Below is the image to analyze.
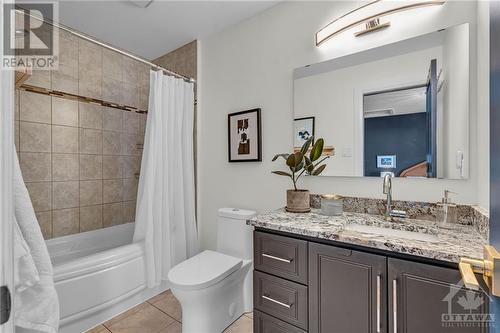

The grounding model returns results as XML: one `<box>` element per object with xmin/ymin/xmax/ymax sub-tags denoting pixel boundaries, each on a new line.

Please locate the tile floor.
<box><xmin>85</xmin><ymin>290</ymin><xmax>253</xmax><ymax>333</ymax></box>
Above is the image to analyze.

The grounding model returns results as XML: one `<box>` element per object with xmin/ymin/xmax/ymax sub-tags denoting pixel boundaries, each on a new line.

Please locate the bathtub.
<box><xmin>46</xmin><ymin>223</ymin><xmax>169</xmax><ymax>333</ymax></box>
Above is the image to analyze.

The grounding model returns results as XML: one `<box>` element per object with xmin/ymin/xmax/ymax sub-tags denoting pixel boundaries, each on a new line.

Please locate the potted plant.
<box><xmin>272</xmin><ymin>137</ymin><xmax>330</xmax><ymax>213</ymax></box>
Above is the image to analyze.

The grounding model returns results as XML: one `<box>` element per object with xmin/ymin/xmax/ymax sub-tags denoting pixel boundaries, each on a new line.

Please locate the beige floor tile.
<box><xmin>157</xmin><ymin>321</ymin><xmax>182</xmax><ymax>333</ymax></box>
<box><xmin>243</xmin><ymin>312</ymin><xmax>253</xmax><ymax>319</ymax></box>
<box><xmin>147</xmin><ymin>291</ymin><xmax>170</xmax><ymax>305</ymax></box>
<box><xmin>105</xmin><ymin>302</ymin><xmax>175</xmax><ymax>333</ymax></box>
<box><xmin>224</xmin><ymin>315</ymin><xmax>253</xmax><ymax>333</ymax></box>
<box><xmin>86</xmin><ymin>324</ymin><xmax>111</xmax><ymax>333</ymax></box>
<box><xmin>149</xmin><ymin>290</ymin><xmax>182</xmax><ymax>322</ymax></box>
<box><xmin>103</xmin><ymin>302</ymin><xmax>149</xmax><ymax>328</ymax></box>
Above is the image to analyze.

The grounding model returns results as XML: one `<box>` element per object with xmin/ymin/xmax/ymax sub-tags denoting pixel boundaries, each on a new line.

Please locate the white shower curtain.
<box><xmin>133</xmin><ymin>70</ymin><xmax>199</xmax><ymax>288</ymax></box>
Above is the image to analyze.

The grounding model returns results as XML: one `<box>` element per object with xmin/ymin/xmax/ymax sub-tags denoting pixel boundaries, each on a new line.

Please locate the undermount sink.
<box><xmin>343</xmin><ymin>224</ymin><xmax>440</xmax><ymax>243</ymax></box>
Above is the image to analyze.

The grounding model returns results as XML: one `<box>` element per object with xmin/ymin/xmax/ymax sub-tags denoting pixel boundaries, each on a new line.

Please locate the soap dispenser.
<box><xmin>437</xmin><ymin>190</ymin><xmax>458</xmax><ymax>224</ymax></box>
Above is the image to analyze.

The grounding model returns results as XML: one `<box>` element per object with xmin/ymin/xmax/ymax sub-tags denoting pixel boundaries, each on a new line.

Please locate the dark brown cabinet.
<box><xmin>309</xmin><ymin>242</ymin><xmax>387</xmax><ymax>333</ymax></box>
<box><xmin>388</xmin><ymin>258</ymin><xmax>489</xmax><ymax>333</ymax></box>
<box><xmin>253</xmin><ymin>230</ymin><xmax>490</xmax><ymax>333</ymax></box>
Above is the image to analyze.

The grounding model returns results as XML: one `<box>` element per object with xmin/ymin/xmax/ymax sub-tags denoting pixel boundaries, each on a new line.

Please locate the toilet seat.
<box><xmin>168</xmin><ymin>250</ymin><xmax>242</xmax><ymax>291</ymax></box>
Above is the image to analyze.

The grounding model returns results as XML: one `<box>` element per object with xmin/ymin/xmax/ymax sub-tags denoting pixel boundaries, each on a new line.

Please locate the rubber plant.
<box><xmin>272</xmin><ymin>137</ymin><xmax>330</xmax><ymax>190</ymax></box>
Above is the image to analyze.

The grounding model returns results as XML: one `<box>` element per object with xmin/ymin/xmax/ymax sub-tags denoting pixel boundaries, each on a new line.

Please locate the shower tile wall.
<box><xmin>15</xmin><ymin>29</ymin><xmax>150</xmax><ymax>239</ymax></box>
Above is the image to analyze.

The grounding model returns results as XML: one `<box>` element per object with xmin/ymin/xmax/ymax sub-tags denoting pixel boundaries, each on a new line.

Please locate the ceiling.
<box><xmin>57</xmin><ymin>1</ymin><xmax>278</xmax><ymax>60</ymax></box>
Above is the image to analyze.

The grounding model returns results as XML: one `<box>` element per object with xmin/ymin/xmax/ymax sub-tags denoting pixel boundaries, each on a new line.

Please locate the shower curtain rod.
<box><xmin>15</xmin><ymin>8</ymin><xmax>196</xmax><ymax>84</ymax></box>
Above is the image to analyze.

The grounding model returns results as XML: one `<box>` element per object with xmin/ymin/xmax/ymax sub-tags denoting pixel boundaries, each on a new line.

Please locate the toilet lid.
<box><xmin>168</xmin><ymin>250</ymin><xmax>243</xmax><ymax>290</ymax></box>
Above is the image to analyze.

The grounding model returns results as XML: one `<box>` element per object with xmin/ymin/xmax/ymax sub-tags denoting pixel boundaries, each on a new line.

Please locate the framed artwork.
<box><xmin>228</xmin><ymin>108</ymin><xmax>262</xmax><ymax>162</ymax></box>
<box><xmin>377</xmin><ymin>155</ymin><xmax>397</xmax><ymax>168</ymax></box>
<box><xmin>294</xmin><ymin>117</ymin><xmax>315</xmax><ymax>147</ymax></box>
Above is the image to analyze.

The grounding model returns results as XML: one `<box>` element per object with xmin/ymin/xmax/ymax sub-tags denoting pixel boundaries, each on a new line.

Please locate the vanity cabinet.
<box><xmin>388</xmin><ymin>258</ymin><xmax>489</xmax><ymax>333</ymax></box>
<box><xmin>309</xmin><ymin>242</ymin><xmax>387</xmax><ymax>333</ymax></box>
<box><xmin>254</xmin><ymin>230</ymin><xmax>489</xmax><ymax>333</ymax></box>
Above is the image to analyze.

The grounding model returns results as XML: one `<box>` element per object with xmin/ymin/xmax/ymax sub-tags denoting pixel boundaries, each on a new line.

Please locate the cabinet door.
<box><xmin>388</xmin><ymin>258</ymin><xmax>489</xmax><ymax>333</ymax></box>
<box><xmin>309</xmin><ymin>243</ymin><xmax>387</xmax><ymax>333</ymax></box>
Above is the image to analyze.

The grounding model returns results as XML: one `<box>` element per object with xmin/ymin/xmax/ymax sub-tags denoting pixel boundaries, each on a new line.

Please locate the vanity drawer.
<box><xmin>254</xmin><ymin>231</ymin><xmax>308</xmax><ymax>284</ymax></box>
<box><xmin>254</xmin><ymin>310</ymin><xmax>307</xmax><ymax>333</ymax></box>
<box><xmin>254</xmin><ymin>271</ymin><xmax>308</xmax><ymax>330</ymax></box>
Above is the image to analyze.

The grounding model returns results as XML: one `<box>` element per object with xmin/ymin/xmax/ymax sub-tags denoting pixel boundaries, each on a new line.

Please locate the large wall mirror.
<box><xmin>293</xmin><ymin>23</ymin><xmax>470</xmax><ymax>179</ymax></box>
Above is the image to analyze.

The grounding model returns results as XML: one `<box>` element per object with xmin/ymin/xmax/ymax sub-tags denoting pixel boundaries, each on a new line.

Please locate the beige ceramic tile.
<box><xmin>15</xmin><ymin>90</ymin><xmax>19</xmax><ymax>120</ymax></box>
<box><xmin>19</xmin><ymin>152</ymin><xmax>51</xmax><ymax>182</ymax></box>
<box><xmin>123</xmin><ymin>178</ymin><xmax>138</xmax><ymax>201</ymax></box>
<box><xmin>35</xmin><ymin>211</ymin><xmax>52</xmax><ymax>239</ymax></box>
<box><xmin>15</xmin><ymin>121</ymin><xmax>19</xmax><ymax>151</ymax></box>
<box><xmin>19</xmin><ymin>122</ymin><xmax>51</xmax><ymax>152</ymax></box>
<box><xmin>24</xmin><ymin>70</ymin><xmax>51</xmax><ymax>90</ymax></box>
<box><xmin>80</xmin><ymin>205</ymin><xmax>103</xmax><ymax>232</ymax></box>
<box><xmin>102</xmin><ymin>77</ymin><xmax>123</xmax><ymax>105</ymax></box>
<box><xmin>80</xmin><ymin>128</ymin><xmax>103</xmax><ymax>155</ymax></box>
<box><xmin>123</xmin><ymin>57</ymin><xmax>139</xmax><ymax>84</ymax></box>
<box><xmin>103</xmin><ymin>202</ymin><xmax>123</xmax><ymax>227</ymax></box>
<box><xmin>85</xmin><ymin>324</ymin><xmax>110</xmax><ymax>333</ymax></box>
<box><xmin>223</xmin><ymin>315</ymin><xmax>253</xmax><ymax>333</ymax></box>
<box><xmin>52</xmin><ymin>208</ymin><xmax>79</xmax><ymax>237</ymax></box>
<box><xmin>138</xmin><ymin>86</ymin><xmax>150</xmax><ymax>111</ymax></box>
<box><xmin>80</xmin><ymin>154</ymin><xmax>103</xmax><ymax>180</ymax></box>
<box><xmin>79</xmin><ymin>40</ymin><xmax>102</xmax><ymax>76</ymax></box>
<box><xmin>52</xmin><ymin>125</ymin><xmax>79</xmax><ymax>153</ymax></box>
<box><xmin>52</xmin><ymin>65</ymin><xmax>78</xmax><ymax>94</ymax></box>
<box><xmin>103</xmin><ymin>49</ymin><xmax>123</xmax><ymax>82</ymax></box>
<box><xmin>52</xmin><ymin>154</ymin><xmax>79</xmax><ymax>181</ymax></box>
<box><xmin>105</xmin><ymin>302</ymin><xmax>175</xmax><ymax>333</ymax></box>
<box><xmin>123</xmin><ymin>83</ymin><xmax>138</xmax><ymax>108</ymax></box>
<box><xmin>79</xmin><ymin>71</ymin><xmax>102</xmax><ymax>100</ymax></box>
<box><xmin>103</xmin><ymin>131</ymin><xmax>122</xmax><ymax>155</ymax></box>
<box><xmin>79</xmin><ymin>103</ymin><xmax>103</xmax><ymax>129</ymax></box>
<box><xmin>53</xmin><ymin>181</ymin><xmax>79</xmax><ymax>209</ymax></box>
<box><xmin>52</xmin><ymin>98</ymin><xmax>78</xmax><ymax>127</ymax></box>
<box><xmin>121</xmin><ymin>133</ymin><xmax>142</xmax><ymax>156</ymax></box>
<box><xmin>58</xmin><ymin>36</ymin><xmax>78</xmax><ymax>69</ymax></box>
<box><xmin>244</xmin><ymin>312</ymin><xmax>253</xmax><ymax>319</ymax></box>
<box><xmin>20</xmin><ymin>91</ymin><xmax>51</xmax><ymax>124</ymax></box>
<box><xmin>157</xmin><ymin>321</ymin><xmax>182</xmax><ymax>333</ymax></box>
<box><xmin>123</xmin><ymin>111</ymin><xmax>141</xmax><ymax>134</ymax></box>
<box><xmin>103</xmin><ymin>155</ymin><xmax>122</xmax><ymax>179</ymax></box>
<box><xmin>104</xmin><ymin>302</ymin><xmax>149</xmax><ymax>328</ymax></box>
<box><xmin>122</xmin><ymin>156</ymin><xmax>141</xmax><ymax>178</ymax></box>
<box><xmin>103</xmin><ymin>108</ymin><xmax>123</xmax><ymax>132</ymax></box>
<box><xmin>80</xmin><ymin>180</ymin><xmax>103</xmax><ymax>206</ymax></box>
<box><xmin>149</xmin><ymin>290</ymin><xmax>182</xmax><ymax>322</ymax></box>
<box><xmin>123</xmin><ymin>200</ymin><xmax>136</xmax><ymax>223</ymax></box>
<box><xmin>103</xmin><ymin>179</ymin><xmax>123</xmax><ymax>203</ymax></box>
<box><xmin>25</xmin><ymin>182</ymin><xmax>52</xmax><ymax>212</ymax></box>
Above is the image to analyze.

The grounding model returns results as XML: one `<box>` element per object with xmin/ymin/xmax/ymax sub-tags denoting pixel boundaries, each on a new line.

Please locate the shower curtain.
<box><xmin>133</xmin><ymin>70</ymin><xmax>199</xmax><ymax>288</ymax></box>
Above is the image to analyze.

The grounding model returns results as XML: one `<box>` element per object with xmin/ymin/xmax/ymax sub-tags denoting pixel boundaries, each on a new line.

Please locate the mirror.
<box><xmin>293</xmin><ymin>23</ymin><xmax>470</xmax><ymax>179</ymax></box>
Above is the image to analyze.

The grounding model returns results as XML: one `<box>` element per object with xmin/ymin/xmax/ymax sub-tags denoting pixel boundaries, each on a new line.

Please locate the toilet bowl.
<box><xmin>168</xmin><ymin>208</ymin><xmax>256</xmax><ymax>333</ymax></box>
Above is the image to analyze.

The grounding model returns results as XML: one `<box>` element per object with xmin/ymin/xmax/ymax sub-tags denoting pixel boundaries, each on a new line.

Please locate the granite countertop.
<box><xmin>248</xmin><ymin>208</ymin><xmax>488</xmax><ymax>263</ymax></box>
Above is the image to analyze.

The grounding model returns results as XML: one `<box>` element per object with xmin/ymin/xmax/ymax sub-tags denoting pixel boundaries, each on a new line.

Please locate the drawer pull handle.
<box><xmin>376</xmin><ymin>275</ymin><xmax>381</xmax><ymax>333</ymax></box>
<box><xmin>262</xmin><ymin>295</ymin><xmax>292</xmax><ymax>308</ymax></box>
<box><xmin>262</xmin><ymin>253</ymin><xmax>293</xmax><ymax>263</ymax></box>
<box><xmin>393</xmin><ymin>279</ymin><xmax>397</xmax><ymax>333</ymax></box>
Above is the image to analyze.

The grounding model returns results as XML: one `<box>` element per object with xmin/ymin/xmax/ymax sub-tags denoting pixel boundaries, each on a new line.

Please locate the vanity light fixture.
<box><xmin>316</xmin><ymin>0</ymin><xmax>446</xmax><ymax>46</ymax></box>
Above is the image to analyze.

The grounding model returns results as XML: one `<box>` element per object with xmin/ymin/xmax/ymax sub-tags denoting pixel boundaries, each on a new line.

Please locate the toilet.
<box><xmin>168</xmin><ymin>208</ymin><xmax>256</xmax><ymax>333</ymax></box>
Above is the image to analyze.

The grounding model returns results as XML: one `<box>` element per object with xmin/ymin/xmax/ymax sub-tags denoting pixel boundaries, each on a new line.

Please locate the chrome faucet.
<box><xmin>382</xmin><ymin>174</ymin><xmax>407</xmax><ymax>221</ymax></box>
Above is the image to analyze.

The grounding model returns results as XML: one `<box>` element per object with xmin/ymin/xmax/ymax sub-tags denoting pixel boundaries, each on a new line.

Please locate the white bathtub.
<box><xmin>46</xmin><ymin>223</ymin><xmax>168</xmax><ymax>333</ymax></box>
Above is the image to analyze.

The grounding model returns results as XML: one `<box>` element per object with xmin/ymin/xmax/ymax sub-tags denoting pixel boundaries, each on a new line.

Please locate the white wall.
<box><xmin>199</xmin><ymin>1</ymin><xmax>484</xmax><ymax>250</ymax></box>
<box><xmin>294</xmin><ymin>46</ymin><xmax>442</xmax><ymax>177</ymax></box>
<box><xmin>442</xmin><ymin>23</ymin><xmax>470</xmax><ymax>179</ymax></box>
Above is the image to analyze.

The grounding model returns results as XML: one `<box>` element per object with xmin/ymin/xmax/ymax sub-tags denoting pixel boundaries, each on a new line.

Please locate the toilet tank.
<box><xmin>217</xmin><ymin>208</ymin><xmax>256</xmax><ymax>260</ymax></box>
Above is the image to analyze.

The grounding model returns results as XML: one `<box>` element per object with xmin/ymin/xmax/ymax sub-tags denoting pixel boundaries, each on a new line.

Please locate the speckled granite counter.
<box><xmin>248</xmin><ymin>209</ymin><xmax>488</xmax><ymax>264</ymax></box>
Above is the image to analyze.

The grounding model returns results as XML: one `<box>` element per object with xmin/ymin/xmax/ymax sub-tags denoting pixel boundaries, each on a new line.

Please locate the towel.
<box><xmin>13</xmin><ymin>215</ymin><xmax>40</xmax><ymax>292</ymax></box>
<box><xmin>13</xmin><ymin>151</ymin><xmax>60</xmax><ymax>333</ymax></box>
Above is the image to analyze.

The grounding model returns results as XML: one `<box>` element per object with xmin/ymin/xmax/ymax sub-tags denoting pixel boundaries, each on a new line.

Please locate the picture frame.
<box><xmin>228</xmin><ymin>108</ymin><xmax>262</xmax><ymax>162</ymax></box>
<box><xmin>377</xmin><ymin>155</ymin><xmax>397</xmax><ymax>169</ymax></box>
<box><xmin>294</xmin><ymin>117</ymin><xmax>315</xmax><ymax>147</ymax></box>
